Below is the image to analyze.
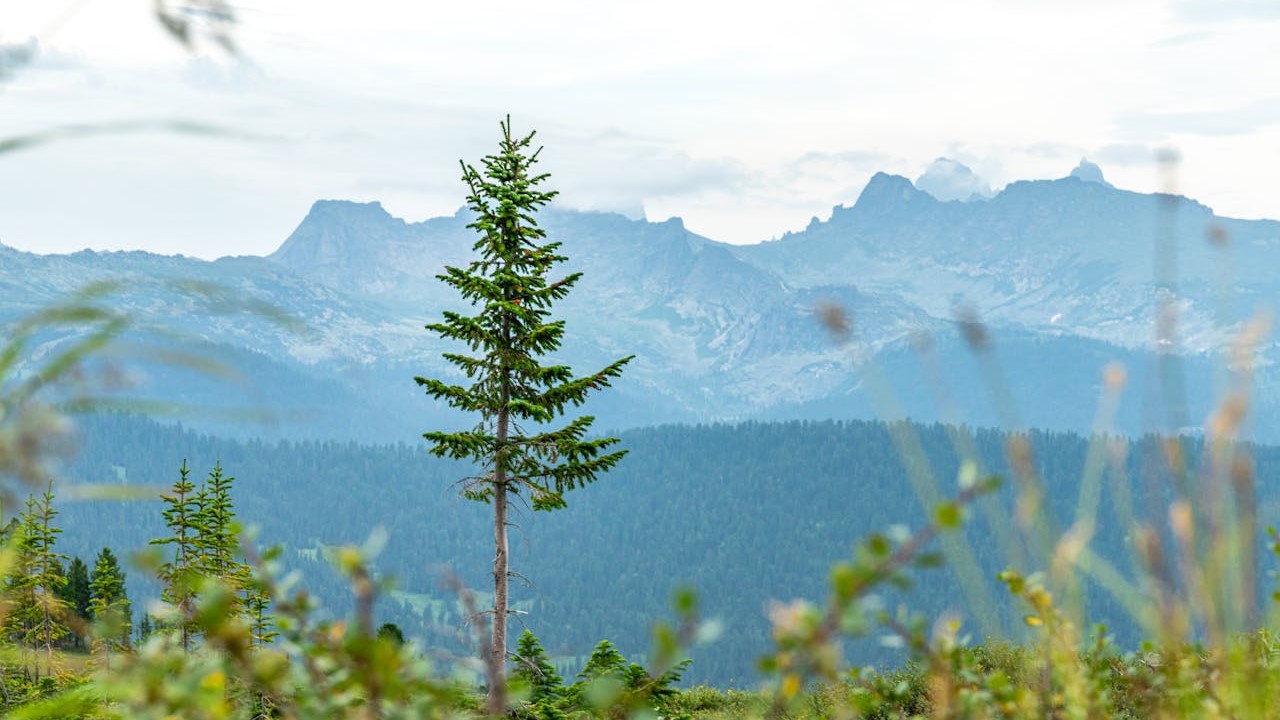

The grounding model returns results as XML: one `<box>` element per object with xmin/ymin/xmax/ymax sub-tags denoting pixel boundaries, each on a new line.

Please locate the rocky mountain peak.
<box><xmin>1068</xmin><ymin>158</ymin><xmax>1113</xmax><ymax>187</ymax></box>
<box><xmin>268</xmin><ymin>199</ymin><xmax>406</xmax><ymax>271</ymax></box>
<box><xmin>852</xmin><ymin>172</ymin><xmax>931</xmax><ymax>212</ymax></box>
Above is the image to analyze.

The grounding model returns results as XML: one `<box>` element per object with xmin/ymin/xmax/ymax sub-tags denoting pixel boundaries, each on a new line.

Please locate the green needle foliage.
<box><xmin>150</xmin><ymin>460</ymin><xmax>257</xmax><ymax>655</ymax></box>
<box><xmin>21</xmin><ymin>487</ymin><xmax>69</xmax><ymax>679</ymax></box>
<box><xmin>193</xmin><ymin>462</ymin><xmax>251</xmax><ymax>607</ymax></box>
<box><xmin>513</xmin><ymin>628</ymin><xmax>563</xmax><ymax>706</ymax></box>
<box><xmin>57</xmin><ymin>555</ymin><xmax>91</xmax><ymax>649</ymax></box>
<box><xmin>88</xmin><ymin>547</ymin><xmax>131</xmax><ymax>661</ymax></box>
<box><xmin>245</xmin><ymin>576</ymin><xmax>276</xmax><ymax>649</ymax></box>
<box><xmin>416</xmin><ymin>116</ymin><xmax>633</xmax><ymax>715</ymax></box>
<box><xmin>151</xmin><ymin>460</ymin><xmax>201</xmax><ymax>652</ymax></box>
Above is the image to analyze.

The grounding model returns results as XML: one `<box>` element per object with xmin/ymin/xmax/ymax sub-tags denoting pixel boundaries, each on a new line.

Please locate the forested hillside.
<box><xmin>52</xmin><ymin>413</ymin><xmax>1275</xmax><ymax>686</ymax></box>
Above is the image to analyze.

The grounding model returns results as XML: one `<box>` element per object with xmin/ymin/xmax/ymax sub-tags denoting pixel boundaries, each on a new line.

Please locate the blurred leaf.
<box><xmin>673</xmin><ymin>586</ymin><xmax>698</xmax><ymax>615</ymax></box>
<box><xmin>913</xmin><ymin>551</ymin><xmax>945</xmax><ymax>569</ymax></box>
<box><xmin>935</xmin><ymin>502</ymin><xmax>962</xmax><ymax>530</ymax></box>
<box><xmin>867</xmin><ymin>533</ymin><xmax>891</xmax><ymax>558</ymax></box>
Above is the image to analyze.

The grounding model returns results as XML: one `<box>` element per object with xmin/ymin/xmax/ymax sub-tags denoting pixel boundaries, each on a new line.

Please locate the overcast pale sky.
<box><xmin>2</xmin><ymin>1</ymin><xmax>1279</xmax><ymax>258</ymax></box>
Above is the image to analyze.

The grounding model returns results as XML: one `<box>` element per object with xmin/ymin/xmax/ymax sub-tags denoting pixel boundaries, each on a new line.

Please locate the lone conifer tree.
<box><xmin>151</xmin><ymin>460</ymin><xmax>200</xmax><ymax>652</ymax></box>
<box><xmin>513</xmin><ymin>629</ymin><xmax>564</xmax><ymax>706</ymax></box>
<box><xmin>59</xmin><ymin>555</ymin><xmax>91</xmax><ymax>649</ymax></box>
<box><xmin>89</xmin><ymin>547</ymin><xmax>131</xmax><ymax>664</ymax></box>
<box><xmin>193</xmin><ymin>462</ymin><xmax>251</xmax><ymax>607</ymax></box>
<box><xmin>417</xmin><ymin>117</ymin><xmax>632</xmax><ymax>715</ymax></box>
<box><xmin>8</xmin><ymin>487</ymin><xmax>69</xmax><ymax>677</ymax></box>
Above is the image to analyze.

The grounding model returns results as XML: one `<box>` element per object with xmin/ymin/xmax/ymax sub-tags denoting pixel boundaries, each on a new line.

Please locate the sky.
<box><xmin>1</xmin><ymin>0</ymin><xmax>1279</xmax><ymax>258</ymax></box>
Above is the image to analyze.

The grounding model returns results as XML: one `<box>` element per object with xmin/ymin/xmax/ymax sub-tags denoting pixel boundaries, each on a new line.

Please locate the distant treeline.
<box><xmin>49</xmin><ymin>413</ymin><xmax>1280</xmax><ymax>686</ymax></box>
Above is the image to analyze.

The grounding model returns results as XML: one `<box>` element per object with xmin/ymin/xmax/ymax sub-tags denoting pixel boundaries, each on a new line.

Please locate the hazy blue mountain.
<box><xmin>734</xmin><ymin>170</ymin><xmax>1280</xmax><ymax>353</ymax></box>
<box><xmin>3</xmin><ymin>163</ymin><xmax>1278</xmax><ymax>440</ymax></box>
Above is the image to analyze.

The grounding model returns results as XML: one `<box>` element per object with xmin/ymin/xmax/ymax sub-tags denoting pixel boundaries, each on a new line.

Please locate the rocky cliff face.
<box><xmin>264</xmin><ymin>202</ymin><xmax>936</xmax><ymax>424</ymax></box>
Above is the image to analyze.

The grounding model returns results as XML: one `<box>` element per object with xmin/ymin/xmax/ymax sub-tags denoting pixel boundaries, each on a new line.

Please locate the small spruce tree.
<box><xmin>376</xmin><ymin>622</ymin><xmax>405</xmax><ymax>646</ymax></box>
<box><xmin>1</xmin><ymin>508</ymin><xmax>36</xmax><ymax>677</ymax></box>
<box><xmin>22</xmin><ymin>486</ymin><xmax>69</xmax><ymax>677</ymax></box>
<box><xmin>89</xmin><ymin>547</ymin><xmax>131</xmax><ymax>661</ymax></box>
<box><xmin>151</xmin><ymin>460</ymin><xmax>201</xmax><ymax>651</ymax></box>
<box><xmin>193</xmin><ymin>462</ymin><xmax>251</xmax><ymax>610</ymax></box>
<box><xmin>246</xmin><ymin>583</ymin><xmax>277</xmax><ymax>648</ymax></box>
<box><xmin>417</xmin><ymin>117</ymin><xmax>632</xmax><ymax>715</ymax></box>
<box><xmin>513</xmin><ymin>629</ymin><xmax>564</xmax><ymax>705</ymax></box>
<box><xmin>136</xmin><ymin>612</ymin><xmax>154</xmax><ymax>645</ymax></box>
<box><xmin>577</xmin><ymin>639</ymin><xmax>626</xmax><ymax>684</ymax></box>
<box><xmin>58</xmin><ymin>555</ymin><xmax>92</xmax><ymax>649</ymax></box>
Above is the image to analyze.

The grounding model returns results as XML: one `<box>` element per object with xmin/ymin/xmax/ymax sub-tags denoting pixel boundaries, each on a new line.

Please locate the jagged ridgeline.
<box><xmin>53</xmin><ymin>413</ymin><xmax>1280</xmax><ymax>687</ymax></box>
<box><xmin>5</xmin><ymin>166</ymin><xmax>1279</xmax><ymax>444</ymax></box>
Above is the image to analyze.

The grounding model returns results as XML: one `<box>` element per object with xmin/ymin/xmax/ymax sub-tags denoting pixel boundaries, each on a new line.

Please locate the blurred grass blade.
<box><xmin>59</xmin><ymin>483</ymin><xmax>168</xmax><ymax>501</ymax></box>
<box><xmin>0</xmin><ymin>119</ymin><xmax>263</xmax><ymax>158</ymax></box>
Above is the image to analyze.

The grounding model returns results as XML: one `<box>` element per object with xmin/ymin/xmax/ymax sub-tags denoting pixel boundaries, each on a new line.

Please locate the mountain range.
<box><xmin>3</xmin><ymin>159</ymin><xmax>1277</xmax><ymax>442</ymax></box>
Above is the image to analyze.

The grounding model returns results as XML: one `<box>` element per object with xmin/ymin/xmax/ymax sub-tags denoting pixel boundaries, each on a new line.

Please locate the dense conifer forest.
<box><xmin>44</xmin><ymin>413</ymin><xmax>1270</xmax><ymax>688</ymax></box>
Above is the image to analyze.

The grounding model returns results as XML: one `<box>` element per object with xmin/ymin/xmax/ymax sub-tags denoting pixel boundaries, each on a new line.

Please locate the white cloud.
<box><xmin>1170</xmin><ymin>0</ymin><xmax>1280</xmax><ymax>22</ymax></box>
<box><xmin>1093</xmin><ymin>143</ymin><xmax>1158</xmax><ymax>167</ymax></box>
<box><xmin>1</xmin><ymin>1</ymin><xmax>1279</xmax><ymax>255</ymax></box>
<box><xmin>915</xmin><ymin>158</ymin><xmax>993</xmax><ymax>202</ymax></box>
<box><xmin>1119</xmin><ymin>97</ymin><xmax>1280</xmax><ymax>137</ymax></box>
<box><xmin>1069</xmin><ymin>159</ymin><xmax>1112</xmax><ymax>187</ymax></box>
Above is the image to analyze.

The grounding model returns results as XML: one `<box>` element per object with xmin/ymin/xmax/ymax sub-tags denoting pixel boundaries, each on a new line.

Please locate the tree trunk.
<box><xmin>41</xmin><ymin>594</ymin><xmax>53</xmax><ymax>677</ymax></box>
<box><xmin>181</xmin><ymin>597</ymin><xmax>191</xmax><ymax>654</ymax></box>
<box><xmin>488</xmin><ymin>479</ymin><xmax>509</xmax><ymax>715</ymax></box>
<box><xmin>488</xmin><ymin>337</ymin><xmax>511</xmax><ymax>716</ymax></box>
